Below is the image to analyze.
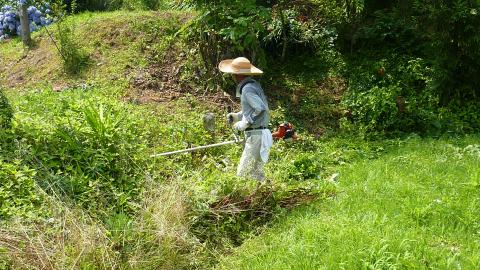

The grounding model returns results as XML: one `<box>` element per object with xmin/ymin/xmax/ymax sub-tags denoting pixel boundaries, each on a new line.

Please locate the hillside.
<box><xmin>1</xmin><ymin>9</ymin><xmax>479</xmax><ymax>270</ymax></box>
<box><xmin>0</xmin><ymin>11</ymin><xmax>234</xmax><ymax>105</ymax></box>
<box><xmin>0</xmin><ymin>10</ymin><xmax>341</xmax><ymax>269</ymax></box>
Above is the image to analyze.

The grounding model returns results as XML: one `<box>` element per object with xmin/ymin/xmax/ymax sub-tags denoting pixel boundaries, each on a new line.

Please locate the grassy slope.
<box><xmin>218</xmin><ymin>136</ymin><xmax>480</xmax><ymax>269</ymax></box>
<box><xmin>1</xmin><ymin>10</ymin><xmax>344</xmax><ymax>269</ymax></box>
<box><xmin>2</xmin><ymin>10</ymin><xmax>480</xmax><ymax>270</ymax></box>
<box><xmin>0</xmin><ymin>10</ymin><xmax>192</xmax><ymax>90</ymax></box>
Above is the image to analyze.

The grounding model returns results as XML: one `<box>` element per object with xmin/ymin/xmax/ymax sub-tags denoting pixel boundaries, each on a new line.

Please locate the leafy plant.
<box><xmin>183</xmin><ymin>0</ymin><xmax>269</xmax><ymax>78</ymax></box>
<box><xmin>55</xmin><ymin>19</ymin><xmax>89</xmax><ymax>74</ymax></box>
<box><xmin>413</xmin><ymin>0</ymin><xmax>480</xmax><ymax>107</ymax></box>
<box><xmin>340</xmin><ymin>1</ymin><xmax>480</xmax><ymax>135</ymax></box>
<box><xmin>47</xmin><ymin>0</ymin><xmax>90</xmax><ymax>74</ymax></box>
<box><xmin>9</xmin><ymin>88</ymin><xmax>148</xmax><ymax>216</ymax></box>
<box><xmin>0</xmin><ymin>160</ymin><xmax>43</xmax><ymax>219</ymax></box>
<box><xmin>0</xmin><ymin>88</ymin><xmax>12</xmax><ymax>129</ymax></box>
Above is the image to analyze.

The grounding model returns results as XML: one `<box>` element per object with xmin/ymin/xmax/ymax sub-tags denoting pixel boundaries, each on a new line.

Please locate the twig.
<box><xmin>43</xmin><ymin>24</ymin><xmax>67</xmax><ymax>62</ymax></box>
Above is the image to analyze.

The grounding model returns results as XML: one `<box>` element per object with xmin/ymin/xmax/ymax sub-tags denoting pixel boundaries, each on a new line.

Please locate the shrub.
<box><xmin>413</xmin><ymin>0</ymin><xmax>480</xmax><ymax>107</ymax></box>
<box><xmin>0</xmin><ymin>89</ymin><xmax>13</xmax><ymax>129</ymax></box>
<box><xmin>55</xmin><ymin>18</ymin><xmax>89</xmax><ymax>74</ymax></box>
<box><xmin>0</xmin><ymin>160</ymin><xmax>42</xmax><ymax>219</ymax></box>
<box><xmin>12</xmin><ymin>89</ymin><xmax>148</xmax><ymax>216</ymax></box>
<box><xmin>183</xmin><ymin>0</ymin><xmax>269</xmax><ymax>78</ymax></box>
<box><xmin>342</xmin><ymin>56</ymin><xmax>437</xmax><ymax>135</ymax></box>
<box><xmin>0</xmin><ymin>2</ymin><xmax>53</xmax><ymax>40</ymax></box>
<box><xmin>341</xmin><ymin>1</ymin><xmax>480</xmax><ymax>135</ymax></box>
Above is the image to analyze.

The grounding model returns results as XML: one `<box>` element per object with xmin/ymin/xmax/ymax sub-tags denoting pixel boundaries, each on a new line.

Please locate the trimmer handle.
<box><xmin>227</xmin><ymin>105</ymin><xmax>234</xmax><ymax>124</ymax></box>
<box><xmin>227</xmin><ymin>105</ymin><xmax>241</xmax><ymax>142</ymax></box>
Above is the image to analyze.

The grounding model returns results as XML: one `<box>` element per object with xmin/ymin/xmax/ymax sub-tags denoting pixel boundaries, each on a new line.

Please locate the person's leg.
<box><xmin>237</xmin><ymin>135</ymin><xmax>256</xmax><ymax>177</ymax></box>
<box><xmin>237</xmin><ymin>133</ymin><xmax>263</xmax><ymax>179</ymax></box>
<box><xmin>252</xmin><ymin>159</ymin><xmax>266</xmax><ymax>182</ymax></box>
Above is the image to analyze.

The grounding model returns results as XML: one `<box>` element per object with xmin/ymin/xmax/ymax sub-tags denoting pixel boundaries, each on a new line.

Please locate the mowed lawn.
<box><xmin>219</xmin><ymin>136</ymin><xmax>480</xmax><ymax>269</ymax></box>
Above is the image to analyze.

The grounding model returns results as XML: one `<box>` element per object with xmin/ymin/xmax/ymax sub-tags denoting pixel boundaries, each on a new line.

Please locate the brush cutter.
<box><xmin>150</xmin><ymin>135</ymin><xmax>242</xmax><ymax>157</ymax></box>
<box><xmin>150</xmin><ymin>122</ymin><xmax>297</xmax><ymax>158</ymax></box>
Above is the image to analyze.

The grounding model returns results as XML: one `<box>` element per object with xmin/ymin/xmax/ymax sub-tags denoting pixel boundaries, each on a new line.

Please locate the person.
<box><xmin>218</xmin><ymin>57</ymin><xmax>273</xmax><ymax>182</ymax></box>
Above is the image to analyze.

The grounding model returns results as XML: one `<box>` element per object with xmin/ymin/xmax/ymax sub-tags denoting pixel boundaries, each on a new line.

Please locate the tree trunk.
<box><xmin>19</xmin><ymin>5</ymin><xmax>31</xmax><ymax>47</ymax></box>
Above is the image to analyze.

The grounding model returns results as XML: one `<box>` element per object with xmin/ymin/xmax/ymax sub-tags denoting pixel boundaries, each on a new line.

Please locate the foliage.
<box><xmin>263</xmin><ymin>0</ymin><xmax>344</xmax><ymax>59</ymax></box>
<box><xmin>0</xmin><ymin>83</ymin><xmax>333</xmax><ymax>268</ymax></box>
<box><xmin>183</xmin><ymin>0</ymin><xmax>346</xmax><ymax>83</ymax></box>
<box><xmin>183</xmin><ymin>0</ymin><xmax>269</xmax><ymax>81</ymax></box>
<box><xmin>340</xmin><ymin>1</ymin><xmax>480</xmax><ymax>135</ymax></box>
<box><xmin>2</xmin><ymin>4</ymin><xmax>480</xmax><ymax>269</ymax></box>
<box><xmin>342</xmin><ymin>56</ymin><xmax>438</xmax><ymax>135</ymax></box>
<box><xmin>11</xmin><ymin>88</ymin><xmax>147</xmax><ymax>215</ymax></box>
<box><xmin>413</xmin><ymin>0</ymin><xmax>480</xmax><ymax>107</ymax></box>
<box><xmin>48</xmin><ymin>0</ymin><xmax>91</xmax><ymax>74</ymax></box>
<box><xmin>0</xmin><ymin>160</ymin><xmax>43</xmax><ymax>219</ymax></box>
<box><xmin>0</xmin><ymin>88</ymin><xmax>12</xmax><ymax>129</ymax></box>
<box><xmin>55</xmin><ymin>20</ymin><xmax>89</xmax><ymax>73</ymax></box>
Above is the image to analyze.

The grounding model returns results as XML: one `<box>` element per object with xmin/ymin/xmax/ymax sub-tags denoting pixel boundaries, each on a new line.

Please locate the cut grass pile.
<box><xmin>218</xmin><ymin>136</ymin><xmax>480</xmax><ymax>269</ymax></box>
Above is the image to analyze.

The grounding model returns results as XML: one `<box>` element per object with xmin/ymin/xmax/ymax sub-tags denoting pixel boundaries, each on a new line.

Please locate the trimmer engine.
<box><xmin>272</xmin><ymin>122</ymin><xmax>298</xmax><ymax>141</ymax></box>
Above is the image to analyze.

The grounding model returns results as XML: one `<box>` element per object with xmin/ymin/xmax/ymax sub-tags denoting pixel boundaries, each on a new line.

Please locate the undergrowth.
<box><xmin>0</xmin><ymin>85</ymin><xmax>355</xmax><ymax>268</ymax></box>
<box><xmin>1</xmin><ymin>6</ymin><xmax>478</xmax><ymax>270</ymax></box>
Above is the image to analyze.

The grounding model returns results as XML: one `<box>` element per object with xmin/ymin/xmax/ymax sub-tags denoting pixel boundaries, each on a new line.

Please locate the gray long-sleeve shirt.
<box><xmin>236</xmin><ymin>77</ymin><xmax>270</xmax><ymax>129</ymax></box>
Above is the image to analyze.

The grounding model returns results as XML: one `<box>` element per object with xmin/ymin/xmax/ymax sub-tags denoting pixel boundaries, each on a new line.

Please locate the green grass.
<box><xmin>218</xmin><ymin>136</ymin><xmax>480</xmax><ymax>269</ymax></box>
<box><xmin>0</xmin><ymin>10</ymin><xmax>193</xmax><ymax>89</ymax></box>
<box><xmin>2</xmin><ymin>9</ymin><xmax>480</xmax><ymax>270</ymax></box>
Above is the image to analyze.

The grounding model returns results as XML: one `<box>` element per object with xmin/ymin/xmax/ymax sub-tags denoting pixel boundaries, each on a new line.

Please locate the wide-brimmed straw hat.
<box><xmin>218</xmin><ymin>57</ymin><xmax>263</xmax><ymax>75</ymax></box>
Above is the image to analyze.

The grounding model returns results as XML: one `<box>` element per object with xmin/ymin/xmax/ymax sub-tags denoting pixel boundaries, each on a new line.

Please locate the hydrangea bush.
<box><xmin>0</xmin><ymin>1</ymin><xmax>52</xmax><ymax>41</ymax></box>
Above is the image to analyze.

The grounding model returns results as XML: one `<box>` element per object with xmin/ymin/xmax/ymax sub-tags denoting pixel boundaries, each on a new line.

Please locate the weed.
<box><xmin>55</xmin><ymin>19</ymin><xmax>90</xmax><ymax>74</ymax></box>
<box><xmin>0</xmin><ymin>160</ymin><xmax>43</xmax><ymax>219</ymax></box>
<box><xmin>0</xmin><ymin>88</ymin><xmax>12</xmax><ymax>129</ymax></box>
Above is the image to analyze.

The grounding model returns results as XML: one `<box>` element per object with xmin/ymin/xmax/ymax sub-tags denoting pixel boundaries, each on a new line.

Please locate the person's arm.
<box><xmin>227</xmin><ymin>111</ymin><xmax>243</xmax><ymax>123</ymax></box>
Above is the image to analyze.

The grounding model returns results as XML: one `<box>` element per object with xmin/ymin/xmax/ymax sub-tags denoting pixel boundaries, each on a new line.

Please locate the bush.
<box><xmin>413</xmin><ymin>0</ymin><xmax>480</xmax><ymax>107</ymax></box>
<box><xmin>0</xmin><ymin>89</ymin><xmax>13</xmax><ymax>129</ymax></box>
<box><xmin>0</xmin><ymin>160</ymin><xmax>43</xmax><ymax>219</ymax></box>
<box><xmin>342</xmin><ymin>55</ymin><xmax>438</xmax><ymax>135</ymax></box>
<box><xmin>0</xmin><ymin>2</ymin><xmax>53</xmax><ymax>40</ymax></box>
<box><xmin>183</xmin><ymin>0</ymin><xmax>269</xmax><ymax>76</ymax></box>
<box><xmin>12</xmin><ymin>88</ymin><xmax>148</xmax><ymax>216</ymax></box>
<box><xmin>184</xmin><ymin>0</ymin><xmax>344</xmax><ymax>80</ymax></box>
<box><xmin>55</xmin><ymin>19</ymin><xmax>89</xmax><ymax>74</ymax></box>
<box><xmin>340</xmin><ymin>1</ymin><xmax>480</xmax><ymax>135</ymax></box>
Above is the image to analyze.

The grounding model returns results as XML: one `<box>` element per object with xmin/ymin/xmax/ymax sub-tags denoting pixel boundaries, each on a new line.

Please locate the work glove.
<box><xmin>233</xmin><ymin>119</ymin><xmax>250</xmax><ymax>132</ymax></box>
<box><xmin>227</xmin><ymin>112</ymin><xmax>241</xmax><ymax>124</ymax></box>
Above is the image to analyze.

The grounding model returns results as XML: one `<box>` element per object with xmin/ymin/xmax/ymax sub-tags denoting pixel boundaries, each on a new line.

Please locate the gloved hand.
<box><xmin>233</xmin><ymin>119</ymin><xmax>250</xmax><ymax>132</ymax></box>
<box><xmin>227</xmin><ymin>112</ymin><xmax>241</xmax><ymax>124</ymax></box>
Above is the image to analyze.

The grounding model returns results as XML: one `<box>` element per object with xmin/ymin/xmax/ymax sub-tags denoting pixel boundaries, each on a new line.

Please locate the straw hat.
<box><xmin>218</xmin><ymin>57</ymin><xmax>263</xmax><ymax>75</ymax></box>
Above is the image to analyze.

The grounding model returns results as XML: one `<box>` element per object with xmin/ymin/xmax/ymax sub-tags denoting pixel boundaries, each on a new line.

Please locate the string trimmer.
<box><xmin>150</xmin><ymin>121</ymin><xmax>297</xmax><ymax>158</ymax></box>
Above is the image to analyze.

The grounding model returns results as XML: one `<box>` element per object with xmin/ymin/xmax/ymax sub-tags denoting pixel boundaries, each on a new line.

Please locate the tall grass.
<box><xmin>0</xmin><ymin>177</ymin><xmax>200</xmax><ymax>269</ymax></box>
<box><xmin>0</xmin><ymin>86</ymin><xmax>330</xmax><ymax>268</ymax></box>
